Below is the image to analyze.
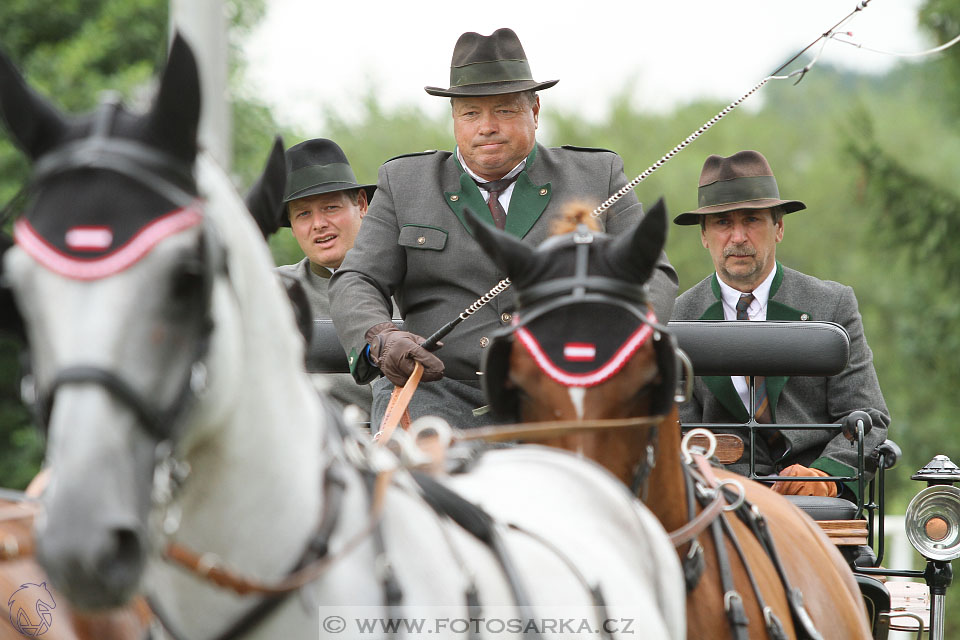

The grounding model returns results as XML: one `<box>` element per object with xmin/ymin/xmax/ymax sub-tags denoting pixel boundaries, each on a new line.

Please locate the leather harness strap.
<box><xmin>375</xmin><ymin>362</ymin><xmax>423</xmax><ymax>444</ymax></box>
<box><xmin>161</xmin><ymin>469</ymin><xmax>393</xmax><ymax>597</ymax></box>
<box><xmin>453</xmin><ymin>415</ymin><xmax>665</xmax><ymax>443</ymax></box>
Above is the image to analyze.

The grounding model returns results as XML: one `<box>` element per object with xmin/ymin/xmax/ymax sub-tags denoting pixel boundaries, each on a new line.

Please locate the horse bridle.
<box><xmin>482</xmin><ymin>224</ymin><xmax>691</xmax><ymax>498</ymax></box>
<box><xmin>18</xmin><ymin>94</ymin><xmax>223</xmax><ymax>446</ymax></box>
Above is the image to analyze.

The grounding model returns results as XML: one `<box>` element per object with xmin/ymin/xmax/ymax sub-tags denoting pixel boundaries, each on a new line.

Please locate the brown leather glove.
<box><xmin>366</xmin><ymin>322</ymin><xmax>444</xmax><ymax>386</ymax></box>
<box><xmin>771</xmin><ymin>464</ymin><xmax>839</xmax><ymax>498</ymax></box>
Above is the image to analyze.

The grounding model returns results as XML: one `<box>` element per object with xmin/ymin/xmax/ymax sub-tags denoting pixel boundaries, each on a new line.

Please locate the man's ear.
<box><xmin>358</xmin><ymin>188</ymin><xmax>369</xmax><ymax>216</ymax></box>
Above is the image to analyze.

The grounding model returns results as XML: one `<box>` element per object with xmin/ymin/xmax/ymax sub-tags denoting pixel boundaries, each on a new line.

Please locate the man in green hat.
<box><xmin>328</xmin><ymin>28</ymin><xmax>678</xmax><ymax>429</ymax></box>
<box><xmin>671</xmin><ymin>149</ymin><xmax>889</xmax><ymax>500</ymax></box>
<box><xmin>276</xmin><ymin>137</ymin><xmax>377</xmax><ymax>416</ymax></box>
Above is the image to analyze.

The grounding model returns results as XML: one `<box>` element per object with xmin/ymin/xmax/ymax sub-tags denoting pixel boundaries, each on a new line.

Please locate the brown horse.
<box><xmin>463</xmin><ymin>200</ymin><xmax>872</xmax><ymax>639</ymax></box>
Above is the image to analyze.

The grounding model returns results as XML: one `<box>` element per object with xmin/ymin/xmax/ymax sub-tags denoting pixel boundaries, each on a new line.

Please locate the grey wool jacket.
<box><xmin>328</xmin><ymin>142</ymin><xmax>679</xmax><ymax>427</ymax></box>
<box><xmin>671</xmin><ymin>262</ymin><xmax>890</xmax><ymax>495</ymax></box>
<box><xmin>275</xmin><ymin>258</ymin><xmax>373</xmax><ymax>417</ymax></box>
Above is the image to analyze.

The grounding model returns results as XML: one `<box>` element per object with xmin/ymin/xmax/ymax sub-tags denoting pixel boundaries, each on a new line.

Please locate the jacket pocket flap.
<box><xmin>399</xmin><ymin>225</ymin><xmax>447</xmax><ymax>251</ymax></box>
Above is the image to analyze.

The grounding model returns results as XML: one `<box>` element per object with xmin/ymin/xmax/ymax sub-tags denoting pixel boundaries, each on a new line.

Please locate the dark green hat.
<box><xmin>673</xmin><ymin>150</ymin><xmax>806</xmax><ymax>225</ymax></box>
<box><xmin>424</xmin><ymin>28</ymin><xmax>558</xmax><ymax>97</ymax></box>
<box><xmin>281</xmin><ymin>138</ymin><xmax>376</xmax><ymax>227</ymax></box>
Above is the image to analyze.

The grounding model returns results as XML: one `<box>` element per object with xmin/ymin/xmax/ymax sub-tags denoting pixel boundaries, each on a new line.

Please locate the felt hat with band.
<box><xmin>673</xmin><ymin>150</ymin><xmax>806</xmax><ymax>225</ymax></box>
<box><xmin>281</xmin><ymin>138</ymin><xmax>376</xmax><ymax>227</ymax></box>
<box><xmin>425</xmin><ymin>28</ymin><xmax>558</xmax><ymax>97</ymax></box>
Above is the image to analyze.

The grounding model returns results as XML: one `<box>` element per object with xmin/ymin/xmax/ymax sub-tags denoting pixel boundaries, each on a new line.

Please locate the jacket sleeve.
<box><xmin>810</xmin><ymin>285</ymin><xmax>890</xmax><ymax>491</ymax></box>
<box><xmin>328</xmin><ymin>163</ymin><xmax>403</xmax><ymax>384</ymax></box>
<box><xmin>603</xmin><ymin>152</ymin><xmax>678</xmax><ymax>322</ymax></box>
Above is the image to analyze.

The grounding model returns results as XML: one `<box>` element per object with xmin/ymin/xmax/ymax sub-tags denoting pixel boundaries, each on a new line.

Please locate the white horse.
<box><xmin>0</xmin><ymin>35</ymin><xmax>684</xmax><ymax>639</ymax></box>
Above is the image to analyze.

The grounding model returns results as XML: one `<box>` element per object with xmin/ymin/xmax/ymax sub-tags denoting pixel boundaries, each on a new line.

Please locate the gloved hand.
<box><xmin>771</xmin><ymin>464</ymin><xmax>838</xmax><ymax>497</ymax></box>
<box><xmin>366</xmin><ymin>322</ymin><xmax>444</xmax><ymax>387</ymax></box>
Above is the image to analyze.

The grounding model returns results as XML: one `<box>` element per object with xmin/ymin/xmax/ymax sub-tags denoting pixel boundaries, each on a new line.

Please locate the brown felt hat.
<box><xmin>673</xmin><ymin>150</ymin><xmax>806</xmax><ymax>225</ymax></box>
<box><xmin>424</xmin><ymin>28</ymin><xmax>558</xmax><ymax>97</ymax></box>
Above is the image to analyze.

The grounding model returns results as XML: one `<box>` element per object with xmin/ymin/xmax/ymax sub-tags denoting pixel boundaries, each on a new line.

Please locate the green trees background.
<box><xmin>1</xmin><ymin>1</ymin><xmax>959</xmax><ymax>521</ymax></box>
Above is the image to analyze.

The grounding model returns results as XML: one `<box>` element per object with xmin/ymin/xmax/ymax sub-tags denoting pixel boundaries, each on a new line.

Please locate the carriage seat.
<box><xmin>305</xmin><ymin>319</ymin><xmax>405</xmax><ymax>374</ymax></box>
<box><xmin>784</xmin><ymin>495</ymin><xmax>857</xmax><ymax>521</ymax></box>
<box><xmin>668</xmin><ymin>320</ymin><xmax>868</xmax><ymax>533</ymax></box>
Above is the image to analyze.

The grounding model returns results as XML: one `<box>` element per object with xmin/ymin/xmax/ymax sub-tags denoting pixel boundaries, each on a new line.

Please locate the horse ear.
<box><xmin>0</xmin><ymin>44</ymin><xmax>67</xmax><ymax>159</ymax></box>
<box><xmin>462</xmin><ymin>207</ymin><xmax>539</xmax><ymax>283</ymax></box>
<box><xmin>244</xmin><ymin>135</ymin><xmax>287</xmax><ymax>238</ymax></box>
<box><xmin>607</xmin><ymin>197</ymin><xmax>668</xmax><ymax>284</ymax></box>
<box><xmin>149</xmin><ymin>32</ymin><xmax>201</xmax><ymax>160</ymax></box>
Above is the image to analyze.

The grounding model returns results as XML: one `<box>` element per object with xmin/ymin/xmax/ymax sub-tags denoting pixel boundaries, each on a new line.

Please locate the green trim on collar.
<box><xmin>445</xmin><ymin>173</ymin><xmax>495</xmax><ymax>233</ymax></box>
<box><xmin>309</xmin><ymin>262</ymin><xmax>333</xmax><ymax>279</ymax></box>
<box><xmin>505</xmin><ymin>172</ymin><xmax>550</xmax><ymax>239</ymax></box>
<box><xmin>810</xmin><ymin>457</ymin><xmax>860</xmax><ymax>500</ymax></box>
<box><xmin>702</xmin><ymin>375</ymin><xmax>750</xmax><ymax>423</ymax></box>
<box><xmin>769</xmin><ymin>261</ymin><xmax>784</xmax><ymax>297</ymax></box>
<box><xmin>710</xmin><ymin>272</ymin><xmax>723</xmax><ymax>300</ymax></box>
<box><xmin>447</xmin><ymin>145</ymin><xmax>545</xmax><ymax>238</ymax></box>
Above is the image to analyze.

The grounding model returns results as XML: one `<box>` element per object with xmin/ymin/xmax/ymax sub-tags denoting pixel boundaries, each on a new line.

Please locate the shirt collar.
<box><xmin>456</xmin><ymin>147</ymin><xmax>526</xmax><ymax>184</ymax></box>
<box><xmin>717</xmin><ymin>267</ymin><xmax>777</xmax><ymax>319</ymax></box>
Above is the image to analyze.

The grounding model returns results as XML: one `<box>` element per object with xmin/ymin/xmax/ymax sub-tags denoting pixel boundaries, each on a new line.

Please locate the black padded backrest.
<box><xmin>666</xmin><ymin>320</ymin><xmax>849</xmax><ymax>377</ymax></box>
<box><xmin>305</xmin><ymin>319</ymin><xmax>405</xmax><ymax>374</ymax></box>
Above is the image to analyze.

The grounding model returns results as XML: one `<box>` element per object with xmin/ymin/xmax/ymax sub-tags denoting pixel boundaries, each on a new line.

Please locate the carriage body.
<box><xmin>671</xmin><ymin>319</ymin><xmax>955</xmax><ymax>639</ymax></box>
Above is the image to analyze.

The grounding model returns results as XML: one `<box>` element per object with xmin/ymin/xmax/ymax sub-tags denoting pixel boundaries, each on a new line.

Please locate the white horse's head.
<box><xmin>0</xmin><ymin>35</ymin><xmax>319</xmax><ymax>612</ymax></box>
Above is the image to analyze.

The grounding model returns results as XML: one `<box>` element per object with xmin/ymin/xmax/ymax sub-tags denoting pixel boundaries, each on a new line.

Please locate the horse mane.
<box><xmin>549</xmin><ymin>201</ymin><xmax>602</xmax><ymax>236</ymax></box>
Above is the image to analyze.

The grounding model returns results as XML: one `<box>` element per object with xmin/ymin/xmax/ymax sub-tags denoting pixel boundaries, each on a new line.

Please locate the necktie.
<box><xmin>736</xmin><ymin>293</ymin><xmax>773</xmax><ymax>424</ymax></box>
<box><xmin>476</xmin><ymin>175</ymin><xmax>517</xmax><ymax>230</ymax></box>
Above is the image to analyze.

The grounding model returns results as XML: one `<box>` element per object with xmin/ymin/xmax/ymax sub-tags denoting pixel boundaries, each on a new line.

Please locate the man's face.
<box><xmin>288</xmin><ymin>190</ymin><xmax>367</xmax><ymax>269</ymax></box>
<box><xmin>452</xmin><ymin>93</ymin><xmax>539</xmax><ymax>181</ymax></box>
<box><xmin>700</xmin><ymin>208</ymin><xmax>783</xmax><ymax>291</ymax></box>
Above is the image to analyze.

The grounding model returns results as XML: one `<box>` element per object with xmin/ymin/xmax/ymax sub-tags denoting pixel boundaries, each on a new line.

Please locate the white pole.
<box><xmin>168</xmin><ymin>0</ymin><xmax>231</xmax><ymax>171</ymax></box>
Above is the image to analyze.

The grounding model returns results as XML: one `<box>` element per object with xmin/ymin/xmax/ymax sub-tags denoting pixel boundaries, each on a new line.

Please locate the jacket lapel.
<box><xmin>763</xmin><ymin>263</ymin><xmax>807</xmax><ymax>422</ymax></box>
<box><xmin>700</xmin><ymin>274</ymin><xmax>750</xmax><ymax>422</ymax></box>
<box><xmin>443</xmin><ymin>146</ymin><xmax>551</xmax><ymax>239</ymax></box>
<box><xmin>444</xmin><ymin>171</ymin><xmax>492</xmax><ymax>233</ymax></box>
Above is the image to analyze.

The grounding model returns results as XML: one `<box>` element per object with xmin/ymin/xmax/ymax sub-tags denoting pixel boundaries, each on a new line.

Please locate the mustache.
<box><xmin>723</xmin><ymin>245</ymin><xmax>756</xmax><ymax>258</ymax></box>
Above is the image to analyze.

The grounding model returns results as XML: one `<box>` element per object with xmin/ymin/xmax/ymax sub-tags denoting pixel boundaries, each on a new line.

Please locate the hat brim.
<box><xmin>424</xmin><ymin>78</ymin><xmax>558</xmax><ymax>97</ymax></box>
<box><xmin>280</xmin><ymin>182</ymin><xmax>377</xmax><ymax>227</ymax></box>
<box><xmin>672</xmin><ymin>198</ymin><xmax>806</xmax><ymax>225</ymax></box>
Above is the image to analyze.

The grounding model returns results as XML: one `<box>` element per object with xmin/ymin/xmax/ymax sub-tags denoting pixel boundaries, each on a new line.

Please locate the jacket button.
<box><xmin>800</xmin><ymin>313</ymin><xmax>809</xmax><ymax>321</ymax></box>
<box><xmin>417</xmin><ymin>236</ymin><xmax>426</xmax><ymax>245</ymax></box>
<box><xmin>450</xmin><ymin>194</ymin><xmax>459</xmax><ymax>202</ymax></box>
<box><xmin>539</xmin><ymin>188</ymin><xmax>548</xmax><ymax>196</ymax></box>
<box><xmin>480</xmin><ymin>336</ymin><xmax>489</xmax><ymax>348</ymax></box>
<box><xmin>500</xmin><ymin>312</ymin><xmax>512</xmax><ymax>323</ymax></box>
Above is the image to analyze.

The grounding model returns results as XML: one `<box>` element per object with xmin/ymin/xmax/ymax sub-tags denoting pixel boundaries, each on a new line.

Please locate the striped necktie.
<box><xmin>476</xmin><ymin>175</ymin><xmax>518</xmax><ymax>230</ymax></box>
<box><xmin>737</xmin><ymin>293</ymin><xmax>773</xmax><ymax>424</ymax></box>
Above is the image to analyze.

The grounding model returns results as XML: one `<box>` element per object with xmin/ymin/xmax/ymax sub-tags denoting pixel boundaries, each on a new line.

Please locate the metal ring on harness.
<box><xmin>717</xmin><ymin>478</ymin><xmax>747</xmax><ymax>512</ymax></box>
<box><xmin>682</xmin><ymin>428</ymin><xmax>718</xmax><ymax>463</ymax></box>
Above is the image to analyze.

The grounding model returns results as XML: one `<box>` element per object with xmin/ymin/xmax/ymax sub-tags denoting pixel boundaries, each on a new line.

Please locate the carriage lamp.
<box><xmin>905</xmin><ymin>456</ymin><xmax>960</xmax><ymax>562</ymax></box>
<box><xmin>902</xmin><ymin>455</ymin><xmax>960</xmax><ymax>640</ymax></box>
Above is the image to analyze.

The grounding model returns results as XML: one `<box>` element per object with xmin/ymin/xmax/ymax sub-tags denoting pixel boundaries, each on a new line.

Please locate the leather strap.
<box><xmin>375</xmin><ymin>362</ymin><xmax>423</xmax><ymax>444</ymax></box>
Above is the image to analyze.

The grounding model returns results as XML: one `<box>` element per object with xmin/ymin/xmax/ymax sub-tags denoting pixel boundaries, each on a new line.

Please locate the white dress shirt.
<box><xmin>456</xmin><ymin>147</ymin><xmax>526</xmax><ymax>216</ymax></box>
<box><xmin>716</xmin><ymin>268</ymin><xmax>777</xmax><ymax>410</ymax></box>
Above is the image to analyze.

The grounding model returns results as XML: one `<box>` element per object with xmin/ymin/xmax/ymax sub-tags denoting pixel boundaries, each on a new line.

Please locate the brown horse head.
<box><xmin>464</xmin><ymin>198</ymin><xmax>676</xmax><ymax>485</ymax></box>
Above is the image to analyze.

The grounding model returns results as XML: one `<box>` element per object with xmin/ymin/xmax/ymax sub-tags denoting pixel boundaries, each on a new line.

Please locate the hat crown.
<box><xmin>699</xmin><ymin>150</ymin><xmax>775</xmax><ymax>187</ymax></box>
<box><xmin>452</xmin><ymin>28</ymin><xmax>527</xmax><ymax>67</ymax></box>
<box><xmin>284</xmin><ymin>138</ymin><xmax>350</xmax><ymax>174</ymax></box>
<box><xmin>425</xmin><ymin>28</ymin><xmax>558</xmax><ymax>97</ymax></box>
